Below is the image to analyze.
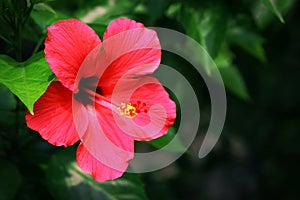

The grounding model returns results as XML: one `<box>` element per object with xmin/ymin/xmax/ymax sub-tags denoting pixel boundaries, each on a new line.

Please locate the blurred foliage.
<box><xmin>0</xmin><ymin>0</ymin><xmax>300</xmax><ymax>199</ymax></box>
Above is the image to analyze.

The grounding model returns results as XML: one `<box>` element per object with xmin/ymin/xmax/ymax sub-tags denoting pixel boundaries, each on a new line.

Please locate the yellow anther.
<box><xmin>117</xmin><ymin>102</ymin><xmax>138</xmax><ymax>119</ymax></box>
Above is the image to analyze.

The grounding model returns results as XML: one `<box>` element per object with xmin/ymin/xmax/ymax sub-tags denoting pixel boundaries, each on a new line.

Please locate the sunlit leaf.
<box><xmin>253</xmin><ymin>0</ymin><xmax>295</xmax><ymax>28</ymax></box>
<box><xmin>262</xmin><ymin>0</ymin><xmax>285</xmax><ymax>23</ymax></box>
<box><xmin>31</xmin><ymin>3</ymin><xmax>57</xmax><ymax>27</ymax></box>
<box><xmin>214</xmin><ymin>42</ymin><xmax>235</xmax><ymax>69</ymax></box>
<box><xmin>0</xmin><ymin>159</ymin><xmax>22</xmax><ymax>200</ymax></box>
<box><xmin>46</xmin><ymin>148</ymin><xmax>148</xmax><ymax>200</ymax></box>
<box><xmin>0</xmin><ymin>52</ymin><xmax>54</xmax><ymax>114</ymax></box>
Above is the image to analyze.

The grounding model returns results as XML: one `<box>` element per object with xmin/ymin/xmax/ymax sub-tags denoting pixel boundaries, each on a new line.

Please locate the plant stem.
<box><xmin>15</xmin><ymin>17</ymin><xmax>23</xmax><ymax>62</ymax></box>
<box><xmin>32</xmin><ymin>32</ymin><xmax>46</xmax><ymax>56</ymax></box>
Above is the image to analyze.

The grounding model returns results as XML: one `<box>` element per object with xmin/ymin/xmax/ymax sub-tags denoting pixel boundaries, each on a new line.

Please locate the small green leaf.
<box><xmin>228</xmin><ymin>27</ymin><xmax>266</xmax><ymax>63</ymax></box>
<box><xmin>214</xmin><ymin>42</ymin><xmax>235</xmax><ymax>69</ymax></box>
<box><xmin>31</xmin><ymin>3</ymin><xmax>57</xmax><ymax>27</ymax></box>
<box><xmin>219</xmin><ymin>65</ymin><xmax>250</xmax><ymax>100</ymax></box>
<box><xmin>0</xmin><ymin>159</ymin><xmax>22</xmax><ymax>200</ymax></box>
<box><xmin>262</xmin><ymin>0</ymin><xmax>285</xmax><ymax>23</ymax></box>
<box><xmin>0</xmin><ymin>52</ymin><xmax>54</xmax><ymax>114</ymax></box>
<box><xmin>179</xmin><ymin>5</ymin><xmax>227</xmax><ymax>75</ymax></box>
<box><xmin>180</xmin><ymin>5</ymin><xmax>227</xmax><ymax>59</ymax></box>
<box><xmin>46</xmin><ymin>148</ymin><xmax>148</xmax><ymax>200</ymax></box>
<box><xmin>179</xmin><ymin>6</ymin><xmax>202</xmax><ymax>48</ymax></box>
<box><xmin>147</xmin><ymin>126</ymin><xmax>186</xmax><ymax>152</ymax></box>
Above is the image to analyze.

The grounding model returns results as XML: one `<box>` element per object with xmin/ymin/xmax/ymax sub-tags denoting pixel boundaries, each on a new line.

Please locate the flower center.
<box><xmin>74</xmin><ymin>76</ymin><xmax>102</xmax><ymax>106</ymax></box>
<box><xmin>117</xmin><ymin>101</ymin><xmax>148</xmax><ymax>119</ymax></box>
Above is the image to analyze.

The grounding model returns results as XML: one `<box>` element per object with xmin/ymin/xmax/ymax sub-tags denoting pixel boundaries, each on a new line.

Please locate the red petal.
<box><xmin>45</xmin><ymin>19</ymin><xmax>101</xmax><ymax>91</ymax></box>
<box><xmin>95</xmin><ymin>104</ymin><xmax>134</xmax><ymax>153</ymax></box>
<box><xmin>26</xmin><ymin>82</ymin><xmax>88</xmax><ymax>147</ymax></box>
<box><xmin>76</xmin><ymin>143</ymin><xmax>125</xmax><ymax>182</ymax></box>
<box><xmin>96</xmin><ymin>18</ymin><xmax>161</xmax><ymax>95</ymax></box>
<box><xmin>75</xmin><ymin>105</ymin><xmax>134</xmax><ymax>179</ymax></box>
<box><xmin>103</xmin><ymin>18</ymin><xmax>144</xmax><ymax>40</ymax></box>
<box><xmin>110</xmin><ymin>77</ymin><xmax>176</xmax><ymax>141</ymax></box>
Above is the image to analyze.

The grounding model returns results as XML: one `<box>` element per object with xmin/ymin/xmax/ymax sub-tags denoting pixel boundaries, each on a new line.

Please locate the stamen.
<box><xmin>117</xmin><ymin>103</ymin><xmax>138</xmax><ymax>119</ymax></box>
<box><xmin>117</xmin><ymin>100</ymin><xmax>148</xmax><ymax>119</ymax></box>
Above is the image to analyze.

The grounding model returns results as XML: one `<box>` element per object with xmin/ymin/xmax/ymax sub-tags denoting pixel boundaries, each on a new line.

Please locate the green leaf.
<box><xmin>147</xmin><ymin>126</ymin><xmax>186</xmax><ymax>152</ymax></box>
<box><xmin>252</xmin><ymin>0</ymin><xmax>295</xmax><ymax>29</ymax></box>
<box><xmin>214</xmin><ymin>42</ymin><xmax>235</xmax><ymax>69</ymax></box>
<box><xmin>219</xmin><ymin>65</ymin><xmax>250</xmax><ymax>100</ymax></box>
<box><xmin>179</xmin><ymin>6</ymin><xmax>202</xmax><ymax>47</ymax></box>
<box><xmin>0</xmin><ymin>159</ymin><xmax>22</xmax><ymax>200</ymax></box>
<box><xmin>180</xmin><ymin>5</ymin><xmax>227</xmax><ymax>58</ymax></box>
<box><xmin>31</xmin><ymin>3</ymin><xmax>57</xmax><ymax>27</ymax></box>
<box><xmin>146</xmin><ymin>0</ymin><xmax>172</xmax><ymax>22</ymax></box>
<box><xmin>262</xmin><ymin>0</ymin><xmax>285</xmax><ymax>23</ymax></box>
<box><xmin>0</xmin><ymin>52</ymin><xmax>54</xmax><ymax>114</ymax></box>
<box><xmin>46</xmin><ymin>148</ymin><xmax>148</xmax><ymax>200</ymax></box>
<box><xmin>228</xmin><ymin>26</ymin><xmax>266</xmax><ymax>63</ymax></box>
<box><xmin>178</xmin><ymin>5</ymin><xmax>227</xmax><ymax>75</ymax></box>
<box><xmin>202</xmin><ymin>9</ymin><xmax>227</xmax><ymax>59</ymax></box>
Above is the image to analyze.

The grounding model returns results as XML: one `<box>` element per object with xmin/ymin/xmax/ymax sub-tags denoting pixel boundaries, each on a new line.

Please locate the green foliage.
<box><xmin>262</xmin><ymin>0</ymin><xmax>285</xmax><ymax>23</ymax></box>
<box><xmin>0</xmin><ymin>52</ymin><xmax>54</xmax><ymax>114</ymax></box>
<box><xmin>46</xmin><ymin>148</ymin><xmax>148</xmax><ymax>200</ymax></box>
<box><xmin>31</xmin><ymin>3</ymin><xmax>57</xmax><ymax>27</ymax></box>
<box><xmin>219</xmin><ymin>65</ymin><xmax>250</xmax><ymax>101</ymax></box>
<box><xmin>173</xmin><ymin>3</ymin><xmax>252</xmax><ymax>98</ymax></box>
<box><xmin>228</xmin><ymin>26</ymin><xmax>267</xmax><ymax>63</ymax></box>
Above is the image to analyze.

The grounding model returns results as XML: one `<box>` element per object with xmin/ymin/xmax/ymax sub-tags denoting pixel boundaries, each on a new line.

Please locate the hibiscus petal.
<box><xmin>95</xmin><ymin>104</ymin><xmax>134</xmax><ymax>153</ymax></box>
<box><xmin>110</xmin><ymin>77</ymin><xmax>176</xmax><ymax>141</ymax></box>
<box><xmin>26</xmin><ymin>82</ymin><xmax>88</xmax><ymax>147</ymax></box>
<box><xmin>75</xmin><ymin>105</ymin><xmax>134</xmax><ymax>176</ymax></box>
<box><xmin>96</xmin><ymin>18</ymin><xmax>161</xmax><ymax>95</ymax></box>
<box><xmin>45</xmin><ymin>19</ymin><xmax>101</xmax><ymax>91</ymax></box>
<box><xmin>76</xmin><ymin>143</ymin><xmax>125</xmax><ymax>182</ymax></box>
<box><xmin>103</xmin><ymin>18</ymin><xmax>144</xmax><ymax>40</ymax></box>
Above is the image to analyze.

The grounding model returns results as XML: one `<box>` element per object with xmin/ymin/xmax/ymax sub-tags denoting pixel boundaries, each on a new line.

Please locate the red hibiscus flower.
<box><xmin>26</xmin><ymin>18</ymin><xmax>176</xmax><ymax>181</ymax></box>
